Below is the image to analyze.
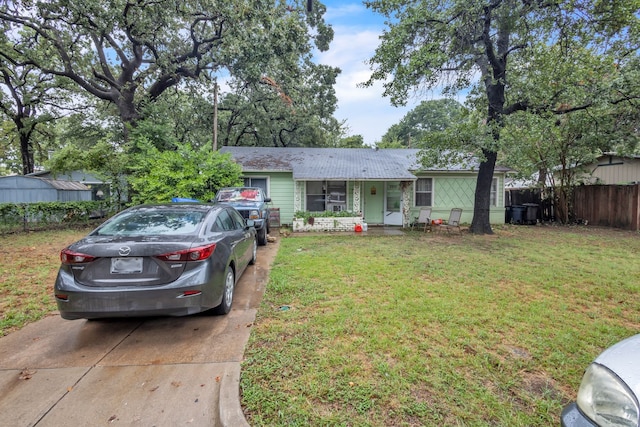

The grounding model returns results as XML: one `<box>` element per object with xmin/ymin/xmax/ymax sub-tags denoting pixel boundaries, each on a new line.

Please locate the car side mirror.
<box><xmin>264</xmin><ymin>197</ymin><xmax>271</xmax><ymax>203</ymax></box>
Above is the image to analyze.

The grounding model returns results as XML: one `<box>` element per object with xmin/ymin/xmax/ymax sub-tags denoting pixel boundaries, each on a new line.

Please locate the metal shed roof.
<box><xmin>0</xmin><ymin>175</ymin><xmax>90</xmax><ymax>190</ymax></box>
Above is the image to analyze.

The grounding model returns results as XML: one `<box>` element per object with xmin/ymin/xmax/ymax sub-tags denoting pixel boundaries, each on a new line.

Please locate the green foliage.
<box><xmin>0</xmin><ymin>201</ymin><xmax>112</xmax><ymax>234</ymax></box>
<box><xmin>1</xmin><ymin>0</ymin><xmax>336</xmax><ymax>136</ymax></box>
<box><xmin>363</xmin><ymin>0</ymin><xmax>639</xmax><ymax>233</ymax></box>
<box><xmin>294</xmin><ymin>210</ymin><xmax>361</xmax><ymax>220</ymax></box>
<box><xmin>334</xmin><ymin>135</ymin><xmax>365</xmax><ymax>148</ymax></box>
<box><xmin>47</xmin><ymin>140</ymin><xmax>129</xmax><ymax>207</ymax></box>
<box><xmin>128</xmin><ymin>142</ymin><xmax>242</xmax><ymax>204</ymax></box>
<box><xmin>218</xmin><ymin>61</ymin><xmax>343</xmax><ymax>147</ymax></box>
<box><xmin>380</xmin><ymin>99</ymin><xmax>465</xmax><ymax>147</ymax></box>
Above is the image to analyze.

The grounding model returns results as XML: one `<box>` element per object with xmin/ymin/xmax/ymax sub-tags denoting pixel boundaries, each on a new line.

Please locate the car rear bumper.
<box><xmin>54</xmin><ymin>268</ymin><xmax>222</xmax><ymax>320</ymax></box>
<box><xmin>561</xmin><ymin>403</ymin><xmax>598</xmax><ymax>427</ymax></box>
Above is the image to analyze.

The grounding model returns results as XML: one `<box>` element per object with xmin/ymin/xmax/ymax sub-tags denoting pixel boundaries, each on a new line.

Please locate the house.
<box><xmin>0</xmin><ymin>175</ymin><xmax>92</xmax><ymax>204</ymax></box>
<box><xmin>219</xmin><ymin>147</ymin><xmax>509</xmax><ymax>227</ymax></box>
<box><xmin>576</xmin><ymin>153</ymin><xmax>640</xmax><ymax>185</ymax></box>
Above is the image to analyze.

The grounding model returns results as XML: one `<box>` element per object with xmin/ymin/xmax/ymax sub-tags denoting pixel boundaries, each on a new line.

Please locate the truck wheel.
<box><xmin>258</xmin><ymin>226</ymin><xmax>268</xmax><ymax>246</ymax></box>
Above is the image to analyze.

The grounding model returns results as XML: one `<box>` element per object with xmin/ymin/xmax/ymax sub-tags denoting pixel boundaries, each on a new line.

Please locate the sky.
<box><xmin>312</xmin><ymin>1</ymin><xmax>425</xmax><ymax>146</ymax></box>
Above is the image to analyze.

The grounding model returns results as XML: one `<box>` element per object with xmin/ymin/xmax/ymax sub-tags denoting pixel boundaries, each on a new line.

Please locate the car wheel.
<box><xmin>249</xmin><ymin>238</ymin><xmax>257</xmax><ymax>265</ymax></box>
<box><xmin>213</xmin><ymin>266</ymin><xmax>235</xmax><ymax>315</ymax></box>
<box><xmin>258</xmin><ymin>226</ymin><xmax>267</xmax><ymax>246</ymax></box>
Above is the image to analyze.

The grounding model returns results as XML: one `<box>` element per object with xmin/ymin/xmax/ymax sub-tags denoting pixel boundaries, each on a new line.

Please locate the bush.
<box><xmin>0</xmin><ymin>201</ymin><xmax>115</xmax><ymax>234</ymax></box>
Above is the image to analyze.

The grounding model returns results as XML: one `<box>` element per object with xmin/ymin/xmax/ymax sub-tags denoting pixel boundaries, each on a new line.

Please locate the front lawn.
<box><xmin>241</xmin><ymin>226</ymin><xmax>640</xmax><ymax>426</ymax></box>
<box><xmin>0</xmin><ymin>228</ymin><xmax>91</xmax><ymax>336</ymax></box>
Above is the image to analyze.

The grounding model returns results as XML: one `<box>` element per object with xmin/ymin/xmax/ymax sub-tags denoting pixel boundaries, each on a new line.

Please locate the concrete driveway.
<box><xmin>0</xmin><ymin>240</ymin><xmax>279</xmax><ymax>426</ymax></box>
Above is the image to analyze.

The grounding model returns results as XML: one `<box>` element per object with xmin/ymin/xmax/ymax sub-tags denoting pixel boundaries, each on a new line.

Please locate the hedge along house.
<box><xmin>219</xmin><ymin>147</ymin><xmax>509</xmax><ymax>227</ymax></box>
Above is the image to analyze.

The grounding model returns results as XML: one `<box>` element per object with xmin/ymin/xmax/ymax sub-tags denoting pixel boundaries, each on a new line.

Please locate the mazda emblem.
<box><xmin>118</xmin><ymin>246</ymin><xmax>131</xmax><ymax>256</ymax></box>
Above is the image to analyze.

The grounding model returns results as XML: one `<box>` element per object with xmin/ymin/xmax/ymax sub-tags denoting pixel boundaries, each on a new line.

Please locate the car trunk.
<box><xmin>68</xmin><ymin>236</ymin><xmax>195</xmax><ymax>287</ymax></box>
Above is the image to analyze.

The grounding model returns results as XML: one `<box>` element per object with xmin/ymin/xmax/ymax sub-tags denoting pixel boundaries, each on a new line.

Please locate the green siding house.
<box><xmin>219</xmin><ymin>147</ymin><xmax>508</xmax><ymax>227</ymax></box>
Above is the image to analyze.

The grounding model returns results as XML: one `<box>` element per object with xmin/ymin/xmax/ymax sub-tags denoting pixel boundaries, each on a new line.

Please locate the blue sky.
<box><xmin>313</xmin><ymin>1</ymin><xmax>425</xmax><ymax>146</ymax></box>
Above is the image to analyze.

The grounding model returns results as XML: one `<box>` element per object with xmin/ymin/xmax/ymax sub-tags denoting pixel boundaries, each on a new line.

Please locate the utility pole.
<box><xmin>213</xmin><ymin>82</ymin><xmax>218</xmax><ymax>151</ymax></box>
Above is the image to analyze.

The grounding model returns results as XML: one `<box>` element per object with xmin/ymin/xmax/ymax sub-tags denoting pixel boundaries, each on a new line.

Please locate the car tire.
<box><xmin>249</xmin><ymin>238</ymin><xmax>257</xmax><ymax>265</ymax></box>
<box><xmin>213</xmin><ymin>266</ymin><xmax>235</xmax><ymax>315</ymax></box>
<box><xmin>258</xmin><ymin>226</ymin><xmax>267</xmax><ymax>246</ymax></box>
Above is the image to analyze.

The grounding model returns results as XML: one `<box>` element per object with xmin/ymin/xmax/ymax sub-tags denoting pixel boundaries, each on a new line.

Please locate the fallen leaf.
<box><xmin>149</xmin><ymin>385</ymin><xmax>159</xmax><ymax>392</ymax></box>
<box><xmin>215</xmin><ymin>376</ymin><xmax>221</xmax><ymax>383</ymax></box>
<box><xmin>19</xmin><ymin>369</ymin><xmax>36</xmax><ymax>380</ymax></box>
<box><xmin>108</xmin><ymin>415</ymin><xmax>117</xmax><ymax>422</ymax></box>
<box><xmin>171</xmin><ymin>381</ymin><xmax>181</xmax><ymax>387</ymax></box>
<box><xmin>67</xmin><ymin>386</ymin><xmax>73</xmax><ymax>392</ymax></box>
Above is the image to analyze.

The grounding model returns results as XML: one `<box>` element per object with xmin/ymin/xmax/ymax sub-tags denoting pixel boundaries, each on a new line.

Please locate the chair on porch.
<box><xmin>436</xmin><ymin>208</ymin><xmax>463</xmax><ymax>233</ymax></box>
<box><xmin>411</xmin><ymin>207</ymin><xmax>432</xmax><ymax>232</ymax></box>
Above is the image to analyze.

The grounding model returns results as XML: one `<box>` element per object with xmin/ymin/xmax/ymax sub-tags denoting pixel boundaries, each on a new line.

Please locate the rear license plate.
<box><xmin>110</xmin><ymin>257</ymin><xmax>143</xmax><ymax>274</ymax></box>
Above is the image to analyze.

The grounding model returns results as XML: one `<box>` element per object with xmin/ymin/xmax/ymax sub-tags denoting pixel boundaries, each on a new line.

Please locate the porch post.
<box><xmin>401</xmin><ymin>181</ymin><xmax>412</xmax><ymax>227</ymax></box>
<box><xmin>294</xmin><ymin>181</ymin><xmax>303</xmax><ymax>213</ymax></box>
<box><xmin>352</xmin><ymin>181</ymin><xmax>362</xmax><ymax>215</ymax></box>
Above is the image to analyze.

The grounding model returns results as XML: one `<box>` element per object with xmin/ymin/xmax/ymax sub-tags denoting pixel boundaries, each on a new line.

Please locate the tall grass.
<box><xmin>241</xmin><ymin>226</ymin><xmax>640</xmax><ymax>426</ymax></box>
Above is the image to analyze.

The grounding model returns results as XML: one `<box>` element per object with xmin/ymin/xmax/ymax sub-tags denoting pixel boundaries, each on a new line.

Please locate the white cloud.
<box><xmin>315</xmin><ymin>23</ymin><xmax>418</xmax><ymax>146</ymax></box>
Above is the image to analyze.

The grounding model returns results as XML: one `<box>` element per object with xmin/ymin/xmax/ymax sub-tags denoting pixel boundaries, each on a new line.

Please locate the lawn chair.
<box><xmin>437</xmin><ymin>208</ymin><xmax>463</xmax><ymax>233</ymax></box>
<box><xmin>411</xmin><ymin>207</ymin><xmax>432</xmax><ymax>232</ymax></box>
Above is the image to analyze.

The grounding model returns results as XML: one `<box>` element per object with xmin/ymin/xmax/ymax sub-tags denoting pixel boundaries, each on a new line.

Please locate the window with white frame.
<box><xmin>415</xmin><ymin>178</ymin><xmax>433</xmax><ymax>206</ymax></box>
<box><xmin>243</xmin><ymin>177</ymin><xmax>268</xmax><ymax>195</ymax></box>
<box><xmin>306</xmin><ymin>181</ymin><xmax>347</xmax><ymax>212</ymax></box>
<box><xmin>490</xmin><ymin>177</ymin><xmax>499</xmax><ymax>207</ymax></box>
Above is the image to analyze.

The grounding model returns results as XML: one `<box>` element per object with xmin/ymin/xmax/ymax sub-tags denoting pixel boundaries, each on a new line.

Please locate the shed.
<box><xmin>0</xmin><ymin>176</ymin><xmax>92</xmax><ymax>204</ymax></box>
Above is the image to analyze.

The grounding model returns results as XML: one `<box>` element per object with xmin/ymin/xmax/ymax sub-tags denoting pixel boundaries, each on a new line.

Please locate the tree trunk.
<box><xmin>469</xmin><ymin>149</ymin><xmax>496</xmax><ymax>234</ymax></box>
<box><xmin>20</xmin><ymin>131</ymin><xmax>34</xmax><ymax>175</ymax></box>
<box><xmin>16</xmin><ymin>120</ymin><xmax>35</xmax><ymax>175</ymax></box>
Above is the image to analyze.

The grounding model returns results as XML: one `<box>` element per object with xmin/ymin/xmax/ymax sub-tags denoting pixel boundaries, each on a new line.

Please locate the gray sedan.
<box><xmin>562</xmin><ymin>334</ymin><xmax>640</xmax><ymax>427</ymax></box>
<box><xmin>54</xmin><ymin>203</ymin><xmax>257</xmax><ymax>319</ymax></box>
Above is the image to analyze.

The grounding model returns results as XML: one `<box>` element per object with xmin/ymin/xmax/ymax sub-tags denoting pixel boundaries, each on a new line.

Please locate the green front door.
<box><xmin>363</xmin><ymin>182</ymin><xmax>384</xmax><ymax>224</ymax></box>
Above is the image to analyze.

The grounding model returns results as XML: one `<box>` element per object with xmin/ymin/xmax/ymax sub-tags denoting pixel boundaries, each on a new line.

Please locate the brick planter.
<box><xmin>292</xmin><ymin>216</ymin><xmax>364</xmax><ymax>232</ymax></box>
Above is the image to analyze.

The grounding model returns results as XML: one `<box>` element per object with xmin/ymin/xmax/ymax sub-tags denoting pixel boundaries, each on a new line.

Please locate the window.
<box><xmin>243</xmin><ymin>177</ymin><xmax>268</xmax><ymax>195</ymax></box>
<box><xmin>214</xmin><ymin>209</ymin><xmax>238</xmax><ymax>231</ymax></box>
<box><xmin>415</xmin><ymin>178</ymin><xmax>433</xmax><ymax>207</ymax></box>
<box><xmin>306</xmin><ymin>181</ymin><xmax>347</xmax><ymax>212</ymax></box>
<box><xmin>490</xmin><ymin>178</ymin><xmax>499</xmax><ymax>207</ymax></box>
<box><xmin>229</xmin><ymin>209</ymin><xmax>246</xmax><ymax>229</ymax></box>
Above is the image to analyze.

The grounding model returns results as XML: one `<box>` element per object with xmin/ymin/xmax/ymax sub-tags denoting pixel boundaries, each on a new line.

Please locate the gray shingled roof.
<box><xmin>219</xmin><ymin>147</ymin><xmax>508</xmax><ymax>180</ymax></box>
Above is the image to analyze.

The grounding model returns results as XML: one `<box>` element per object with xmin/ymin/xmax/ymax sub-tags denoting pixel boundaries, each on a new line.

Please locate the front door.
<box><xmin>384</xmin><ymin>182</ymin><xmax>403</xmax><ymax>226</ymax></box>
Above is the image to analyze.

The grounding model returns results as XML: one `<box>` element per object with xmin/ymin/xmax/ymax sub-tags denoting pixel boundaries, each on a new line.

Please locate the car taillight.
<box><xmin>60</xmin><ymin>249</ymin><xmax>97</xmax><ymax>264</ymax></box>
<box><xmin>156</xmin><ymin>243</ymin><xmax>216</xmax><ymax>262</ymax></box>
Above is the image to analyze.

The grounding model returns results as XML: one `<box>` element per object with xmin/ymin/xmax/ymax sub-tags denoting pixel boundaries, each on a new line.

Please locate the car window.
<box><xmin>215</xmin><ymin>209</ymin><xmax>237</xmax><ymax>231</ymax></box>
<box><xmin>216</xmin><ymin>188</ymin><xmax>262</xmax><ymax>202</ymax></box>
<box><xmin>96</xmin><ymin>210</ymin><xmax>204</xmax><ymax>236</ymax></box>
<box><xmin>228</xmin><ymin>209</ymin><xmax>246</xmax><ymax>229</ymax></box>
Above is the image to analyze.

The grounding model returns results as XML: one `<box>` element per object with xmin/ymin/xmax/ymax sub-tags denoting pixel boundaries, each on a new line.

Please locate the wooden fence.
<box><xmin>572</xmin><ymin>184</ymin><xmax>640</xmax><ymax>231</ymax></box>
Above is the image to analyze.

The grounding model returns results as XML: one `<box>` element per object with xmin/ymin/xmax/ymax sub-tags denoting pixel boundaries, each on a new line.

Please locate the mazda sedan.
<box><xmin>54</xmin><ymin>203</ymin><xmax>257</xmax><ymax>319</ymax></box>
<box><xmin>561</xmin><ymin>333</ymin><xmax>640</xmax><ymax>427</ymax></box>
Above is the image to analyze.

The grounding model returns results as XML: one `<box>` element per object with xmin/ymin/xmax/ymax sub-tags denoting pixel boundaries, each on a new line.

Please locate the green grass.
<box><xmin>241</xmin><ymin>226</ymin><xmax>640</xmax><ymax>426</ymax></box>
<box><xmin>0</xmin><ymin>227</ymin><xmax>93</xmax><ymax>336</ymax></box>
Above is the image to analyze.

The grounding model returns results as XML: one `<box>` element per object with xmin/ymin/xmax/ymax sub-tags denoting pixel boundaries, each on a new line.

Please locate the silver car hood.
<box><xmin>594</xmin><ymin>333</ymin><xmax>640</xmax><ymax>399</ymax></box>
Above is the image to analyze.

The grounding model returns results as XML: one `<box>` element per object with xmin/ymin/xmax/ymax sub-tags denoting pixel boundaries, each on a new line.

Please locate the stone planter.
<box><xmin>292</xmin><ymin>216</ymin><xmax>365</xmax><ymax>232</ymax></box>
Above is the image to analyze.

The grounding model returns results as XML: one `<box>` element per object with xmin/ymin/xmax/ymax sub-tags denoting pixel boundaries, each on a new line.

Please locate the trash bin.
<box><xmin>511</xmin><ymin>205</ymin><xmax>526</xmax><ymax>224</ymax></box>
<box><xmin>523</xmin><ymin>203</ymin><xmax>539</xmax><ymax>224</ymax></box>
<box><xmin>505</xmin><ymin>206</ymin><xmax>513</xmax><ymax>224</ymax></box>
